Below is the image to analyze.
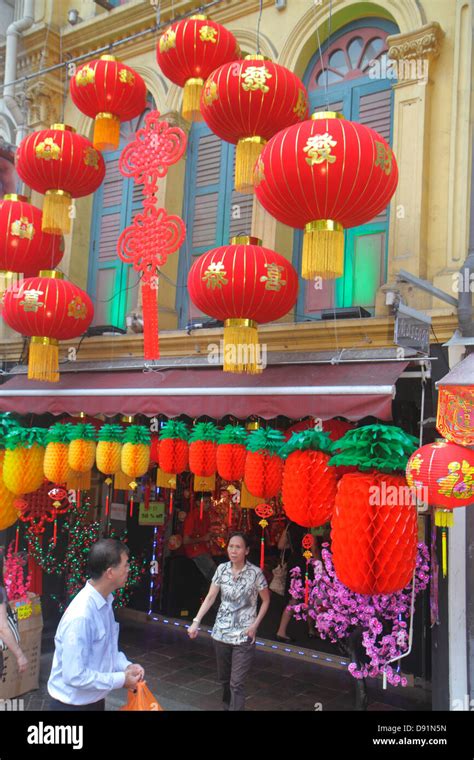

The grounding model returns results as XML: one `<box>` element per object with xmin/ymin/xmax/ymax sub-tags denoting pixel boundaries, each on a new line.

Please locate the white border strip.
<box><xmin>0</xmin><ymin>385</ymin><xmax>395</xmax><ymax>397</ymax></box>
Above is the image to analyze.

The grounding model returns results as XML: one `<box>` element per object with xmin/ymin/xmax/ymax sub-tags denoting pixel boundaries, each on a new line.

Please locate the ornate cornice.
<box><xmin>387</xmin><ymin>22</ymin><xmax>445</xmax><ymax>62</ymax></box>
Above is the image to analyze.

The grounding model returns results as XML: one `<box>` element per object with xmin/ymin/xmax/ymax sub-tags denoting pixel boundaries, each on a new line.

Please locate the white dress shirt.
<box><xmin>47</xmin><ymin>580</ymin><xmax>132</xmax><ymax>705</ymax></box>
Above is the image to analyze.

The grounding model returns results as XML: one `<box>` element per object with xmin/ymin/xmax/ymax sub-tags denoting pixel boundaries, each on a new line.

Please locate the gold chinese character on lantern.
<box><xmin>67</xmin><ymin>295</ymin><xmax>87</xmax><ymax>320</ymax></box>
<box><xmin>199</xmin><ymin>25</ymin><xmax>218</xmax><ymax>43</ymax></box>
<box><xmin>75</xmin><ymin>66</ymin><xmax>95</xmax><ymax>86</ymax></box>
<box><xmin>375</xmin><ymin>141</ymin><xmax>393</xmax><ymax>175</ymax></box>
<box><xmin>293</xmin><ymin>89</ymin><xmax>307</xmax><ymax>119</ymax></box>
<box><xmin>437</xmin><ymin>460</ymin><xmax>474</xmax><ymax>500</ymax></box>
<box><xmin>19</xmin><ymin>289</ymin><xmax>44</xmax><ymax>313</ymax></box>
<box><xmin>119</xmin><ymin>68</ymin><xmax>135</xmax><ymax>85</ymax></box>
<box><xmin>35</xmin><ymin>137</ymin><xmax>61</xmax><ymax>161</ymax></box>
<box><xmin>202</xmin><ymin>261</ymin><xmax>229</xmax><ymax>289</ymax></box>
<box><xmin>11</xmin><ymin>216</ymin><xmax>35</xmax><ymax>240</ymax></box>
<box><xmin>159</xmin><ymin>29</ymin><xmax>177</xmax><ymax>53</ymax></box>
<box><xmin>241</xmin><ymin>66</ymin><xmax>272</xmax><ymax>94</ymax></box>
<box><xmin>304</xmin><ymin>133</ymin><xmax>337</xmax><ymax>166</ymax></box>
<box><xmin>83</xmin><ymin>147</ymin><xmax>100</xmax><ymax>170</ymax></box>
<box><xmin>260</xmin><ymin>263</ymin><xmax>287</xmax><ymax>292</ymax></box>
<box><xmin>203</xmin><ymin>80</ymin><xmax>219</xmax><ymax>106</ymax></box>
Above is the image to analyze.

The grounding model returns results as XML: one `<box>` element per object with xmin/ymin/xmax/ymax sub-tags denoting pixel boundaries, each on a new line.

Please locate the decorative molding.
<box><xmin>387</xmin><ymin>22</ymin><xmax>445</xmax><ymax>61</ymax></box>
<box><xmin>0</xmin><ymin>315</ymin><xmax>458</xmax><ymax>364</ymax></box>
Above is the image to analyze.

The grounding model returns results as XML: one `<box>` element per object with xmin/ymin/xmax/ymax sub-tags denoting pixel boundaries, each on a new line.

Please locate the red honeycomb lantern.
<box><xmin>156</xmin><ymin>14</ymin><xmax>239</xmax><ymax>122</ymax></box>
<box><xmin>216</xmin><ymin>425</ymin><xmax>247</xmax><ymax>481</ymax></box>
<box><xmin>189</xmin><ymin>422</ymin><xmax>219</xmax><ymax>478</ymax></box>
<box><xmin>254</xmin><ymin>111</ymin><xmax>398</xmax><ymax>279</ymax></box>
<box><xmin>281</xmin><ymin>430</ymin><xmax>337</xmax><ymax>528</ymax></box>
<box><xmin>244</xmin><ymin>427</ymin><xmax>285</xmax><ymax>499</ymax></box>
<box><xmin>158</xmin><ymin>420</ymin><xmax>189</xmax><ymax>474</ymax></box>
<box><xmin>331</xmin><ymin>472</ymin><xmax>418</xmax><ymax>595</ymax></box>
<box><xmin>2</xmin><ymin>270</ymin><xmax>94</xmax><ymax>382</ymax></box>
<box><xmin>70</xmin><ymin>55</ymin><xmax>147</xmax><ymax>151</ymax></box>
<box><xmin>187</xmin><ymin>236</ymin><xmax>298</xmax><ymax>373</ymax></box>
<box><xmin>16</xmin><ymin>124</ymin><xmax>105</xmax><ymax>235</ymax></box>
<box><xmin>201</xmin><ymin>56</ymin><xmax>308</xmax><ymax>193</ymax></box>
<box><xmin>0</xmin><ymin>194</ymin><xmax>63</xmax><ymax>279</ymax></box>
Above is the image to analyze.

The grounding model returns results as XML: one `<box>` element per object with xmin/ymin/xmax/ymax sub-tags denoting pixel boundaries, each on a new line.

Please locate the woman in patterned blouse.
<box><xmin>188</xmin><ymin>532</ymin><xmax>270</xmax><ymax>710</ymax></box>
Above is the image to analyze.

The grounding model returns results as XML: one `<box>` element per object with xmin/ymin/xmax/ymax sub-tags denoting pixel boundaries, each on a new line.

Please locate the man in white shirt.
<box><xmin>48</xmin><ymin>539</ymin><xmax>144</xmax><ymax>711</ymax></box>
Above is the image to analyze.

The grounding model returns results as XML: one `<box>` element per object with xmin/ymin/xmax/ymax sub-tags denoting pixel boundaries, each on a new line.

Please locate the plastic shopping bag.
<box><xmin>119</xmin><ymin>680</ymin><xmax>164</xmax><ymax>711</ymax></box>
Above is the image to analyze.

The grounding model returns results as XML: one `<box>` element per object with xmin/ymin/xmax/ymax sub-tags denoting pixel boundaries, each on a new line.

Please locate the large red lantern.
<box><xmin>201</xmin><ymin>56</ymin><xmax>308</xmax><ymax>193</ymax></box>
<box><xmin>254</xmin><ymin>111</ymin><xmax>398</xmax><ymax>279</ymax></box>
<box><xmin>2</xmin><ymin>270</ymin><xmax>94</xmax><ymax>382</ymax></box>
<box><xmin>16</xmin><ymin>124</ymin><xmax>106</xmax><ymax>235</ymax></box>
<box><xmin>187</xmin><ymin>236</ymin><xmax>298</xmax><ymax>373</ymax></box>
<box><xmin>0</xmin><ymin>194</ymin><xmax>63</xmax><ymax>277</ymax></box>
<box><xmin>156</xmin><ymin>14</ymin><xmax>239</xmax><ymax>122</ymax></box>
<box><xmin>70</xmin><ymin>55</ymin><xmax>147</xmax><ymax>151</ymax></box>
<box><xmin>331</xmin><ymin>472</ymin><xmax>418</xmax><ymax>595</ymax></box>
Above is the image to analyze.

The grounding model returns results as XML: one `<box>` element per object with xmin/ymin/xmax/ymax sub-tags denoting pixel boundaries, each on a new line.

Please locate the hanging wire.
<box><xmin>256</xmin><ymin>0</ymin><xmax>264</xmax><ymax>55</ymax></box>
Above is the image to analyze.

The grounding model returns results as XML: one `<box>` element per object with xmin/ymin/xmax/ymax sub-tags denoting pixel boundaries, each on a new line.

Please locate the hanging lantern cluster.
<box><xmin>156</xmin><ymin>14</ymin><xmax>239</xmax><ymax>122</ymax></box>
<box><xmin>329</xmin><ymin>425</ymin><xmax>419</xmax><ymax>595</ymax></box>
<box><xmin>187</xmin><ymin>236</ymin><xmax>298</xmax><ymax>374</ymax></box>
<box><xmin>70</xmin><ymin>55</ymin><xmax>147</xmax><ymax>151</ymax></box>
<box><xmin>2</xmin><ymin>270</ymin><xmax>94</xmax><ymax>383</ymax></box>
<box><xmin>16</xmin><ymin>124</ymin><xmax>105</xmax><ymax>235</ymax></box>
<box><xmin>254</xmin><ymin>112</ymin><xmax>398</xmax><ymax>279</ymax></box>
<box><xmin>0</xmin><ymin>194</ymin><xmax>63</xmax><ymax>279</ymax></box>
<box><xmin>280</xmin><ymin>429</ymin><xmax>337</xmax><ymax>528</ymax></box>
<box><xmin>200</xmin><ymin>56</ymin><xmax>308</xmax><ymax>193</ymax></box>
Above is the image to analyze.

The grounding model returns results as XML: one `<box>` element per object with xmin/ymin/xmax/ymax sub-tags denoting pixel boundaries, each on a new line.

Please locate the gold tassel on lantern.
<box><xmin>183</xmin><ymin>78</ymin><xmax>205</xmax><ymax>122</ymax></box>
<box><xmin>223</xmin><ymin>319</ymin><xmax>262</xmax><ymax>375</ymax></box>
<box><xmin>434</xmin><ymin>508</ymin><xmax>454</xmax><ymax>579</ymax></box>
<box><xmin>43</xmin><ymin>190</ymin><xmax>72</xmax><ymax>235</ymax></box>
<box><xmin>302</xmin><ymin>220</ymin><xmax>344</xmax><ymax>280</ymax></box>
<box><xmin>28</xmin><ymin>337</ymin><xmax>59</xmax><ymax>383</ymax></box>
<box><xmin>94</xmin><ymin>113</ymin><xmax>121</xmax><ymax>152</ymax></box>
<box><xmin>235</xmin><ymin>137</ymin><xmax>266</xmax><ymax>194</ymax></box>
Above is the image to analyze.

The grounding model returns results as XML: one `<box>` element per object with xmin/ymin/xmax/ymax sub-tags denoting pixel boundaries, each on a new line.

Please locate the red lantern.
<box><xmin>189</xmin><ymin>422</ymin><xmax>219</xmax><ymax>478</ymax></box>
<box><xmin>2</xmin><ymin>270</ymin><xmax>94</xmax><ymax>382</ymax></box>
<box><xmin>406</xmin><ymin>439</ymin><xmax>474</xmax><ymax>513</ymax></box>
<box><xmin>15</xmin><ymin>124</ymin><xmax>106</xmax><ymax>235</ymax></box>
<box><xmin>201</xmin><ymin>56</ymin><xmax>308</xmax><ymax>193</ymax></box>
<box><xmin>281</xmin><ymin>430</ymin><xmax>337</xmax><ymax>528</ymax></box>
<box><xmin>254</xmin><ymin>112</ymin><xmax>398</xmax><ymax>279</ymax></box>
<box><xmin>244</xmin><ymin>427</ymin><xmax>285</xmax><ymax>499</ymax></box>
<box><xmin>156</xmin><ymin>14</ymin><xmax>239</xmax><ymax>122</ymax></box>
<box><xmin>70</xmin><ymin>55</ymin><xmax>147</xmax><ymax>151</ymax></box>
<box><xmin>187</xmin><ymin>236</ymin><xmax>298</xmax><ymax>373</ymax></box>
<box><xmin>216</xmin><ymin>425</ymin><xmax>247</xmax><ymax>481</ymax></box>
<box><xmin>0</xmin><ymin>194</ymin><xmax>63</xmax><ymax>280</ymax></box>
<box><xmin>331</xmin><ymin>472</ymin><xmax>418</xmax><ymax>595</ymax></box>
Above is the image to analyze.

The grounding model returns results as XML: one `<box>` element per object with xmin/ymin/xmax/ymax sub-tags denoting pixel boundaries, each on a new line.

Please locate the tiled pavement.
<box><xmin>21</xmin><ymin>618</ymin><xmax>431</xmax><ymax>712</ymax></box>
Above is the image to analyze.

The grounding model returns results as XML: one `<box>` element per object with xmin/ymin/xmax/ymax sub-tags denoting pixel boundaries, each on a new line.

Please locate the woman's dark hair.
<box><xmin>227</xmin><ymin>532</ymin><xmax>251</xmax><ymax>549</ymax></box>
<box><xmin>87</xmin><ymin>539</ymin><xmax>129</xmax><ymax>580</ymax></box>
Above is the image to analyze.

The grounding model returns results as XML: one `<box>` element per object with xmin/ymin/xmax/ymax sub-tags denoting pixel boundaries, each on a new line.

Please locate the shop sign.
<box><xmin>111</xmin><ymin>502</ymin><xmax>127</xmax><ymax>522</ymax></box>
<box><xmin>394</xmin><ymin>313</ymin><xmax>430</xmax><ymax>355</ymax></box>
<box><xmin>139</xmin><ymin>500</ymin><xmax>166</xmax><ymax>526</ymax></box>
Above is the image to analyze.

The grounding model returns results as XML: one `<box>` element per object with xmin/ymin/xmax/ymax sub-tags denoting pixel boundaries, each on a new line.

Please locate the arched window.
<box><xmin>176</xmin><ymin>122</ymin><xmax>253</xmax><ymax>328</ymax></box>
<box><xmin>87</xmin><ymin>104</ymin><xmax>154</xmax><ymax>329</ymax></box>
<box><xmin>294</xmin><ymin>18</ymin><xmax>398</xmax><ymax>320</ymax></box>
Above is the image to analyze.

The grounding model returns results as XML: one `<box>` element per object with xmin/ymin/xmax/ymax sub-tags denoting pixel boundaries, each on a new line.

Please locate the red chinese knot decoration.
<box><xmin>117</xmin><ymin>111</ymin><xmax>187</xmax><ymax>360</ymax></box>
<box><xmin>70</xmin><ymin>55</ymin><xmax>147</xmax><ymax>151</ymax></box>
<box><xmin>254</xmin><ymin>112</ymin><xmax>398</xmax><ymax>279</ymax></box>
<box><xmin>16</xmin><ymin>124</ymin><xmax>105</xmax><ymax>235</ymax></box>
